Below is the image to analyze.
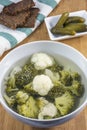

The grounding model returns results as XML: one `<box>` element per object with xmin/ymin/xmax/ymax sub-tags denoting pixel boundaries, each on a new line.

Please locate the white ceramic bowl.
<box><xmin>0</xmin><ymin>40</ymin><xmax>87</xmax><ymax>128</ymax></box>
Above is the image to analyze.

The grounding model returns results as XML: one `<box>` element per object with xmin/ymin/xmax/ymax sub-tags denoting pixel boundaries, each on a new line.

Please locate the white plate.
<box><xmin>45</xmin><ymin>10</ymin><xmax>87</xmax><ymax>40</ymax></box>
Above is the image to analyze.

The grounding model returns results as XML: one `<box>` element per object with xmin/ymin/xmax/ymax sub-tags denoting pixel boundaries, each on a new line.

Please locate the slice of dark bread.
<box><xmin>3</xmin><ymin>0</ymin><xmax>35</xmax><ymax>15</ymax></box>
<box><xmin>0</xmin><ymin>11</ymin><xmax>30</xmax><ymax>29</ymax></box>
<box><xmin>22</xmin><ymin>8</ymin><xmax>39</xmax><ymax>28</ymax></box>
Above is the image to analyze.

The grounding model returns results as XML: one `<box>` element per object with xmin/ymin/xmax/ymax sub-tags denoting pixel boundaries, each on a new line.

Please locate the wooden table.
<box><xmin>0</xmin><ymin>0</ymin><xmax>87</xmax><ymax>130</ymax></box>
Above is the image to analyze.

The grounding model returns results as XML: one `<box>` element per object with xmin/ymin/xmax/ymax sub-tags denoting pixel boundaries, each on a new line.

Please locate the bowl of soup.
<box><xmin>0</xmin><ymin>40</ymin><xmax>87</xmax><ymax>128</ymax></box>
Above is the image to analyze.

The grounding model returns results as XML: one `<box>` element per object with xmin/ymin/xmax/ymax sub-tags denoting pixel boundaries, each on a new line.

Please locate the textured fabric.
<box><xmin>0</xmin><ymin>0</ymin><xmax>61</xmax><ymax>56</ymax></box>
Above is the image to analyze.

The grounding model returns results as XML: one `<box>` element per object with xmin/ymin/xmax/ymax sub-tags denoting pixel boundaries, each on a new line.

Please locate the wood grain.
<box><xmin>0</xmin><ymin>0</ymin><xmax>87</xmax><ymax>130</ymax></box>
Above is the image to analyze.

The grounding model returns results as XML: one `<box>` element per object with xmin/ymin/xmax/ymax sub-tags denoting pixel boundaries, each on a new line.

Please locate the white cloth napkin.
<box><xmin>0</xmin><ymin>0</ymin><xmax>61</xmax><ymax>56</ymax></box>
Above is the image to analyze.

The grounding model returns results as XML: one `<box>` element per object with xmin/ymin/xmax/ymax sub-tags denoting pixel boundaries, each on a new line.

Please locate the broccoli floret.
<box><xmin>55</xmin><ymin>91</ymin><xmax>75</xmax><ymax>116</ymax></box>
<box><xmin>24</xmin><ymin>82</ymin><xmax>39</xmax><ymax>96</ymax></box>
<box><xmin>5</xmin><ymin>70</ymin><xmax>19</xmax><ymax>96</ymax></box>
<box><xmin>60</xmin><ymin>70</ymin><xmax>73</xmax><ymax>86</ymax></box>
<box><xmin>6</xmin><ymin>75</ymin><xmax>19</xmax><ymax>97</ymax></box>
<box><xmin>66</xmin><ymin>80</ymin><xmax>84</xmax><ymax>97</ymax></box>
<box><xmin>48</xmin><ymin>63</ymin><xmax>63</xmax><ymax>72</ymax></box>
<box><xmin>15</xmin><ymin>63</ymin><xmax>38</xmax><ymax>88</ymax></box>
<box><xmin>17</xmin><ymin>96</ymin><xmax>39</xmax><ymax>118</ymax></box>
<box><xmin>16</xmin><ymin>91</ymin><xmax>29</xmax><ymax>104</ymax></box>
<box><xmin>72</xmin><ymin>72</ymin><xmax>81</xmax><ymax>81</ymax></box>
<box><xmin>6</xmin><ymin>75</ymin><xmax>16</xmax><ymax>88</ymax></box>
<box><xmin>47</xmin><ymin>84</ymin><xmax>65</xmax><ymax>101</ymax></box>
<box><xmin>6</xmin><ymin>87</ymin><xmax>19</xmax><ymax>97</ymax></box>
<box><xmin>4</xmin><ymin>94</ymin><xmax>16</xmax><ymax>107</ymax></box>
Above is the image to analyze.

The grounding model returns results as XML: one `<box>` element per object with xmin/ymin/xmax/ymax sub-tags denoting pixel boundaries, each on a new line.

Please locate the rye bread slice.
<box><xmin>3</xmin><ymin>0</ymin><xmax>35</xmax><ymax>15</ymax></box>
<box><xmin>22</xmin><ymin>8</ymin><xmax>39</xmax><ymax>28</ymax></box>
<box><xmin>0</xmin><ymin>11</ymin><xmax>30</xmax><ymax>29</ymax></box>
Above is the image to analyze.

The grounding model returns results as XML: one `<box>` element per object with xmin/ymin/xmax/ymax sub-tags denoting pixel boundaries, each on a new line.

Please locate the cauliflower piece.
<box><xmin>10</xmin><ymin>66</ymin><xmax>22</xmax><ymax>77</ymax></box>
<box><xmin>45</xmin><ymin>69</ymin><xmax>60</xmax><ymax>86</ymax></box>
<box><xmin>31</xmin><ymin>52</ymin><xmax>54</xmax><ymax>70</ymax></box>
<box><xmin>32</xmin><ymin>74</ymin><xmax>53</xmax><ymax>96</ymax></box>
<box><xmin>38</xmin><ymin>103</ymin><xmax>57</xmax><ymax>119</ymax></box>
<box><xmin>6</xmin><ymin>66</ymin><xmax>22</xmax><ymax>89</ymax></box>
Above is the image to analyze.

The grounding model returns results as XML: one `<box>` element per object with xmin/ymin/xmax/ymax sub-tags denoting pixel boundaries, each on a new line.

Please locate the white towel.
<box><xmin>0</xmin><ymin>0</ymin><xmax>61</xmax><ymax>56</ymax></box>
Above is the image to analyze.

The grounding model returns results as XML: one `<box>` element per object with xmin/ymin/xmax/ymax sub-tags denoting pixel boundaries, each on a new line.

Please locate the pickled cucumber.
<box><xmin>65</xmin><ymin>16</ymin><xmax>85</xmax><ymax>25</ymax></box>
<box><xmin>51</xmin><ymin>27</ymin><xmax>76</xmax><ymax>35</ymax></box>
<box><xmin>65</xmin><ymin>23</ymin><xmax>87</xmax><ymax>32</ymax></box>
<box><xmin>54</xmin><ymin>12</ymin><xmax>69</xmax><ymax>28</ymax></box>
